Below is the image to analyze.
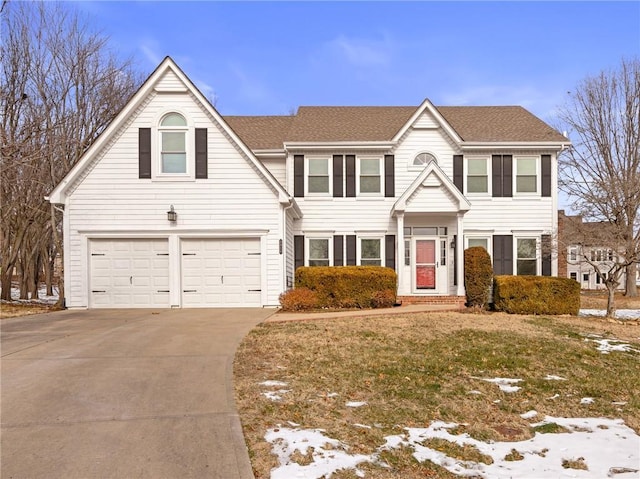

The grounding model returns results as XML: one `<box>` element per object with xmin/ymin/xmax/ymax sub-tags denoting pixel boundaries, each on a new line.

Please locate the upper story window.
<box><xmin>466</xmin><ymin>158</ymin><xmax>489</xmax><ymax>194</ymax></box>
<box><xmin>413</xmin><ymin>152</ymin><xmax>436</xmax><ymax>166</ymax></box>
<box><xmin>358</xmin><ymin>158</ymin><xmax>381</xmax><ymax>194</ymax></box>
<box><xmin>307</xmin><ymin>157</ymin><xmax>330</xmax><ymax>194</ymax></box>
<box><xmin>515</xmin><ymin>157</ymin><xmax>537</xmax><ymax>194</ymax></box>
<box><xmin>159</xmin><ymin>113</ymin><xmax>188</xmax><ymax>174</ymax></box>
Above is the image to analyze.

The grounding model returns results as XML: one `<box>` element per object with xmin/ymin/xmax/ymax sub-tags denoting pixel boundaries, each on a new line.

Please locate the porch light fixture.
<box><xmin>450</xmin><ymin>237</ymin><xmax>456</xmax><ymax>249</ymax></box>
<box><xmin>167</xmin><ymin>205</ymin><xmax>177</xmax><ymax>222</ymax></box>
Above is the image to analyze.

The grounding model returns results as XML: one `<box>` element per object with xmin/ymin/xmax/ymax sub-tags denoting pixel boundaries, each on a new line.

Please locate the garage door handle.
<box><xmin>183</xmin><ymin>290</ymin><xmax>197</xmax><ymax>293</ymax></box>
<box><xmin>157</xmin><ymin>290</ymin><xmax>170</xmax><ymax>293</ymax></box>
<box><xmin>248</xmin><ymin>289</ymin><xmax>262</xmax><ymax>292</ymax></box>
<box><xmin>92</xmin><ymin>290</ymin><xmax>106</xmax><ymax>293</ymax></box>
<box><xmin>130</xmin><ymin>276</ymin><xmax>133</xmax><ymax>284</ymax></box>
<box><xmin>221</xmin><ymin>275</ymin><xmax>223</xmax><ymax>284</ymax></box>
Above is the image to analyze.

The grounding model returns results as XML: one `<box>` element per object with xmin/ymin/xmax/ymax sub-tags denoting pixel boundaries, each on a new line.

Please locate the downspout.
<box><xmin>282</xmin><ymin>199</ymin><xmax>295</xmax><ymax>296</ymax></box>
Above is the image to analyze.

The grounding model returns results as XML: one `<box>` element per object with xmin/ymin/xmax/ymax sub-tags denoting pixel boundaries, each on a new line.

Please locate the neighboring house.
<box><xmin>558</xmin><ymin>210</ymin><xmax>627</xmax><ymax>290</ymax></box>
<box><xmin>48</xmin><ymin>57</ymin><xmax>569</xmax><ymax>309</ymax></box>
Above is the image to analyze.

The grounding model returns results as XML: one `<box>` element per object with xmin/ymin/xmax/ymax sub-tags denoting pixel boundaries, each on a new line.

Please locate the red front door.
<box><xmin>415</xmin><ymin>239</ymin><xmax>436</xmax><ymax>289</ymax></box>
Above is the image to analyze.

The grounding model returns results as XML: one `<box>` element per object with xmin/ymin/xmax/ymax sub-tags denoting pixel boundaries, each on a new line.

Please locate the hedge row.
<box><xmin>493</xmin><ymin>275</ymin><xmax>580</xmax><ymax>315</ymax></box>
<box><xmin>280</xmin><ymin>266</ymin><xmax>397</xmax><ymax>310</ymax></box>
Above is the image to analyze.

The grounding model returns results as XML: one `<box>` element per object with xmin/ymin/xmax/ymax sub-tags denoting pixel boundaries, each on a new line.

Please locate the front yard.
<box><xmin>234</xmin><ymin>312</ymin><xmax>640</xmax><ymax>478</ymax></box>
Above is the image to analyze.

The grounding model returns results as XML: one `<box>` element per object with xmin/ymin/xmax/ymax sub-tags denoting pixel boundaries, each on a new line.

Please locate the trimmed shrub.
<box><xmin>295</xmin><ymin>266</ymin><xmax>397</xmax><ymax>309</ymax></box>
<box><xmin>493</xmin><ymin>275</ymin><xmax>580</xmax><ymax>315</ymax></box>
<box><xmin>464</xmin><ymin>246</ymin><xmax>493</xmax><ymax>309</ymax></box>
<box><xmin>278</xmin><ymin>287</ymin><xmax>319</xmax><ymax>311</ymax></box>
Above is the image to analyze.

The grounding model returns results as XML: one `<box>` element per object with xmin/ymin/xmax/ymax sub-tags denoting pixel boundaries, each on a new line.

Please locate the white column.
<box><xmin>456</xmin><ymin>213</ymin><xmax>465</xmax><ymax>296</ymax></box>
<box><xmin>396</xmin><ymin>213</ymin><xmax>404</xmax><ymax>295</ymax></box>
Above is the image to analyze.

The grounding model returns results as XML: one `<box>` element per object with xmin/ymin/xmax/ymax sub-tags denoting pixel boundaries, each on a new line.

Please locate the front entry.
<box><xmin>412</xmin><ymin>237</ymin><xmax>447</xmax><ymax>294</ymax></box>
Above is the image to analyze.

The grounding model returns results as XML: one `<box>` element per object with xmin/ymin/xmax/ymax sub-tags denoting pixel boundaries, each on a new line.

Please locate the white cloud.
<box><xmin>327</xmin><ymin>33</ymin><xmax>393</xmax><ymax>68</ymax></box>
<box><xmin>139</xmin><ymin>40</ymin><xmax>162</xmax><ymax>67</ymax></box>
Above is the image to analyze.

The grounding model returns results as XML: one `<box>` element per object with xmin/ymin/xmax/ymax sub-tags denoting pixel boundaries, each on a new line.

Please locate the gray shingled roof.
<box><xmin>222</xmin><ymin>104</ymin><xmax>567</xmax><ymax>150</ymax></box>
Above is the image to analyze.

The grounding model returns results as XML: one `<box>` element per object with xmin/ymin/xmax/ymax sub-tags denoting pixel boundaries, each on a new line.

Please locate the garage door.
<box><xmin>181</xmin><ymin>238</ymin><xmax>261</xmax><ymax>307</ymax></box>
<box><xmin>89</xmin><ymin>239</ymin><xmax>170</xmax><ymax>308</ymax></box>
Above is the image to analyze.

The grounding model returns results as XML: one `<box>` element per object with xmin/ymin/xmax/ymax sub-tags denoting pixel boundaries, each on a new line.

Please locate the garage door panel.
<box><xmin>181</xmin><ymin>238</ymin><xmax>261</xmax><ymax>307</ymax></box>
<box><xmin>89</xmin><ymin>239</ymin><xmax>169</xmax><ymax>308</ymax></box>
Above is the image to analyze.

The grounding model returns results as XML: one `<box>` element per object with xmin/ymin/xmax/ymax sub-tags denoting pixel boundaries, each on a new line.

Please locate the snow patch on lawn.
<box><xmin>259</xmin><ymin>380</ymin><xmax>289</xmax><ymax>387</ymax></box>
<box><xmin>585</xmin><ymin>337</ymin><xmax>640</xmax><ymax>355</ymax></box>
<box><xmin>470</xmin><ymin>377</ymin><xmax>522</xmax><ymax>393</ymax></box>
<box><xmin>345</xmin><ymin>401</ymin><xmax>367</xmax><ymax>408</ymax></box>
<box><xmin>266</xmin><ymin>417</ymin><xmax>640</xmax><ymax>479</ymax></box>
<box><xmin>580</xmin><ymin>309</ymin><xmax>640</xmax><ymax>320</ymax></box>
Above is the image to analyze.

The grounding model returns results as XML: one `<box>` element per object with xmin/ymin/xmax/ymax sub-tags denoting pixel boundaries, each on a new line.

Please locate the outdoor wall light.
<box><xmin>167</xmin><ymin>205</ymin><xmax>177</xmax><ymax>222</ymax></box>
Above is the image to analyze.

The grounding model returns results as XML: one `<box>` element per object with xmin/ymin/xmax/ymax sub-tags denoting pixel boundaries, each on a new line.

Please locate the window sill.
<box><xmin>152</xmin><ymin>176</ymin><xmax>196</xmax><ymax>182</ymax></box>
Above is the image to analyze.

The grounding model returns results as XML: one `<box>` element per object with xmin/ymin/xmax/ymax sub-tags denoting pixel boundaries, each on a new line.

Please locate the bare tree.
<box><xmin>1</xmin><ymin>1</ymin><xmax>141</xmax><ymax>305</ymax></box>
<box><xmin>557</xmin><ymin>57</ymin><xmax>640</xmax><ymax>314</ymax></box>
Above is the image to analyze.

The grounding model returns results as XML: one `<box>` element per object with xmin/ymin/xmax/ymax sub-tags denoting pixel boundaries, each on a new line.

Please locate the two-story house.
<box><xmin>48</xmin><ymin>57</ymin><xmax>569</xmax><ymax>309</ymax></box>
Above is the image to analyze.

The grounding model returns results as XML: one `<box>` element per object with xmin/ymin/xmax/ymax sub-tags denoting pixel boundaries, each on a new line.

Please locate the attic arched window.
<box><xmin>159</xmin><ymin>113</ymin><xmax>188</xmax><ymax>173</ymax></box>
<box><xmin>413</xmin><ymin>152</ymin><xmax>437</xmax><ymax>166</ymax></box>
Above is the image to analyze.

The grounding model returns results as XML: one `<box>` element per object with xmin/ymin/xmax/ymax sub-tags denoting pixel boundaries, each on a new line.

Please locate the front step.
<box><xmin>397</xmin><ymin>295</ymin><xmax>466</xmax><ymax>309</ymax></box>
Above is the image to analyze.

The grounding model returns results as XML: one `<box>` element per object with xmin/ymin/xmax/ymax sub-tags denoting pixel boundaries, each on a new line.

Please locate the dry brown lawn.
<box><xmin>234</xmin><ymin>311</ymin><xmax>640</xmax><ymax>478</ymax></box>
<box><xmin>579</xmin><ymin>290</ymin><xmax>640</xmax><ymax>310</ymax></box>
<box><xmin>0</xmin><ymin>302</ymin><xmax>57</xmax><ymax>319</ymax></box>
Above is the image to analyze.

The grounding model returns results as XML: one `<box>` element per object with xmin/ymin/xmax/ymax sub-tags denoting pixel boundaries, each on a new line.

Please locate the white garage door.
<box><xmin>181</xmin><ymin>238</ymin><xmax>261</xmax><ymax>307</ymax></box>
<box><xmin>89</xmin><ymin>239</ymin><xmax>170</xmax><ymax>308</ymax></box>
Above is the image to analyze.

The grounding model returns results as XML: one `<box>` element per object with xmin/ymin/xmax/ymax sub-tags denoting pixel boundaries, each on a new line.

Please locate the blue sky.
<box><xmin>75</xmin><ymin>1</ymin><xmax>639</xmax><ymax>124</ymax></box>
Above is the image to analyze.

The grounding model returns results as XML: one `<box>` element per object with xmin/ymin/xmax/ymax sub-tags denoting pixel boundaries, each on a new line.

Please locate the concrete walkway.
<box><xmin>1</xmin><ymin>308</ymin><xmax>274</xmax><ymax>479</ymax></box>
<box><xmin>268</xmin><ymin>303</ymin><xmax>462</xmax><ymax>322</ymax></box>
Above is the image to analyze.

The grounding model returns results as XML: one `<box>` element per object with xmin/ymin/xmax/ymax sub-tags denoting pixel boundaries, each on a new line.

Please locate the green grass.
<box><xmin>234</xmin><ymin>312</ymin><xmax>640</xmax><ymax>479</ymax></box>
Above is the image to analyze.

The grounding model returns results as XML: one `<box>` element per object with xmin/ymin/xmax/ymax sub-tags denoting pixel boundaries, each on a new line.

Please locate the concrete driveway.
<box><xmin>1</xmin><ymin>308</ymin><xmax>274</xmax><ymax>479</ymax></box>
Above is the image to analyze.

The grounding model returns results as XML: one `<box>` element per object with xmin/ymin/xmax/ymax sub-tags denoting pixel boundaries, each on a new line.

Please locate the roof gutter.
<box><xmin>284</xmin><ymin>141</ymin><xmax>396</xmax><ymax>151</ymax></box>
<box><xmin>460</xmin><ymin>141</ymin><xmax>572</xmax><ymax>151</ymax></box>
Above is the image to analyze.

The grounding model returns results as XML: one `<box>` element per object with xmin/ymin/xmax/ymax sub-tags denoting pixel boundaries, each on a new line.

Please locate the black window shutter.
<box><xmin>502</xmin><ymin>155</ymin><xmax>513</xmax><ymax>197</ymax></box>
<box><xmin>384</xmin><ymin>155</ymin><xmax>395</xmax><ymax>198</ymax></box>
<box><xmin>346</xmin><ymin>235</ymin><xmax>356</xmax><ymax>265</ymax></box>
<box><xmin>333</xmin><ymin>235</ymin><xmax>344</xmax><ymax>266</ymax></box>
<box><xmin>345</xmin><ymin>155</ymin><xmax>356</xmax><ymax>197</ymax></box>
<box><xmin>453</xmin><ymin>155</ymin><xmax>464</xmax><ymax>193</ymax></box>
<box><xmin>138</xmin><ymin>128</ymin><xmax>151</xmax><ymax>179</ymax></box>
<box><xmin>333</xmin><ymin>155</ymin><xmax>343</xmax><ymax>198</ymax></box>
<box><xmin>491</xmin><ymin>155</ymin><xmax>502</xmax><ymax>197</ymax></box>
<box><xmin>541</xmin><ymin>234</ymin><xmax>552</xmax><ymax>276</ymax></box>
<box><xmin>493</xmin><ymin>235</ymin><xmax>513</xmax><ymax>275</ymax></box>
<box><xmin>385</xmin><ymin>235</ymin><xmax>396</xmax><ymax>269</ymax></box>
<box><xmin>541</xmin><ymin>155</ymin><xmax>551</xmax><ymax>197</ymax></box>
<box><xmin>294</xmin><ymin>155</ymin><xmax>304</xmax><ymax>197</ymax></box>
<box><xmin>294</xmin><ymin>235</ymin><xmax>305</xmax><ymax>272</ymax></box>
<box><xmin>195</xmin><ymin>128</ymin><xmax>208</xmax><ymax>179</ymax></box>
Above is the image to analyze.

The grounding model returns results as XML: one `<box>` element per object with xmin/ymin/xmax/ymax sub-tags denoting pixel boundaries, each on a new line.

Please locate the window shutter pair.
<box><xmin>492</xmin><ymin>235</ymin><xmax>513</xmax><ymax>275</ymax></box>
<box><xmin>293</xmin><ymin>154</ymin><xmax>395</xmax><ymax>198</ymax></box>
<box><xmin>492</xmin><ymin>155</ymin><xmax>512</xmax><ymax>197</ymax></box>
<box><xmin>138</xmin><ymin>128</ymin><xmax>208</xmax><ymax>178</ymax></box>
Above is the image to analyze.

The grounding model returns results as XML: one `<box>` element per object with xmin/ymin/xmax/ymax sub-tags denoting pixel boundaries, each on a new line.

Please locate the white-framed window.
<box><xmin>569</xmin><ymin>247</ymin><xmax>578</xmax><ymax>262</ymax></box>
<box><xmin>358</xmin><ymin>237</ymin><xmax>382</xmax><ymax>266</ymax></box>
<box><xmin>466</xmin><ymin>237</ymin><xmax>490</xmax><ymax>252</ymax></box>
<box><xmin>159</xmin><ymin>113</ymin><xmax>188</xmax><ymax>175</ymax></box>
<box><xmin>515</xmin><ymin>157</ymin><xmax>538</xmax><ymax>194</ymax></box>
<box><xmin>466</xmin><ymin>157</ymin><xmax>489</xmax><ymax>194</ymax></box>
<box><xmin>306</xmin><ymin>157</ymin><xmax>331</xmax><ymax>195</ymax></box>
<box><xmin>358</xmin><ymin>157</ymin><xmax>382</xmax><ymax>194</ymax></box>
<box><xmin>516</xmin><ymin>237</ymin><xmax>538</xmax><ymax>275</ymax></box>
<box><xmin>411</xmin><ymin>152</ymin><xmax>437</xmax><ymax>169</ymax></box>
<box><xmin>307</xmin><ymin>238</ymin><xmax>331</xmax><ymax>266</ymax></box>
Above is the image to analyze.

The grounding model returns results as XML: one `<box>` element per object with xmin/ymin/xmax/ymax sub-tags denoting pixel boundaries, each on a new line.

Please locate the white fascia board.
<box><xmin>284</xmin><ymin>141</ymin><xmax>395</xmax><ymax>151</ymax></box>
<box><xmin>460</xmin><ymin>141</ymin><xmax>571</xmax><ymax>151</ymax></box>
<box><xmin>253</xmin><ymin>149</ymin><xmax>286</xmax><ymax>158</ymax></box>
<box><xmin>392</xmin><ymin>98</ymin><xmax>463</xmax><ymax>144</ymax></box>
